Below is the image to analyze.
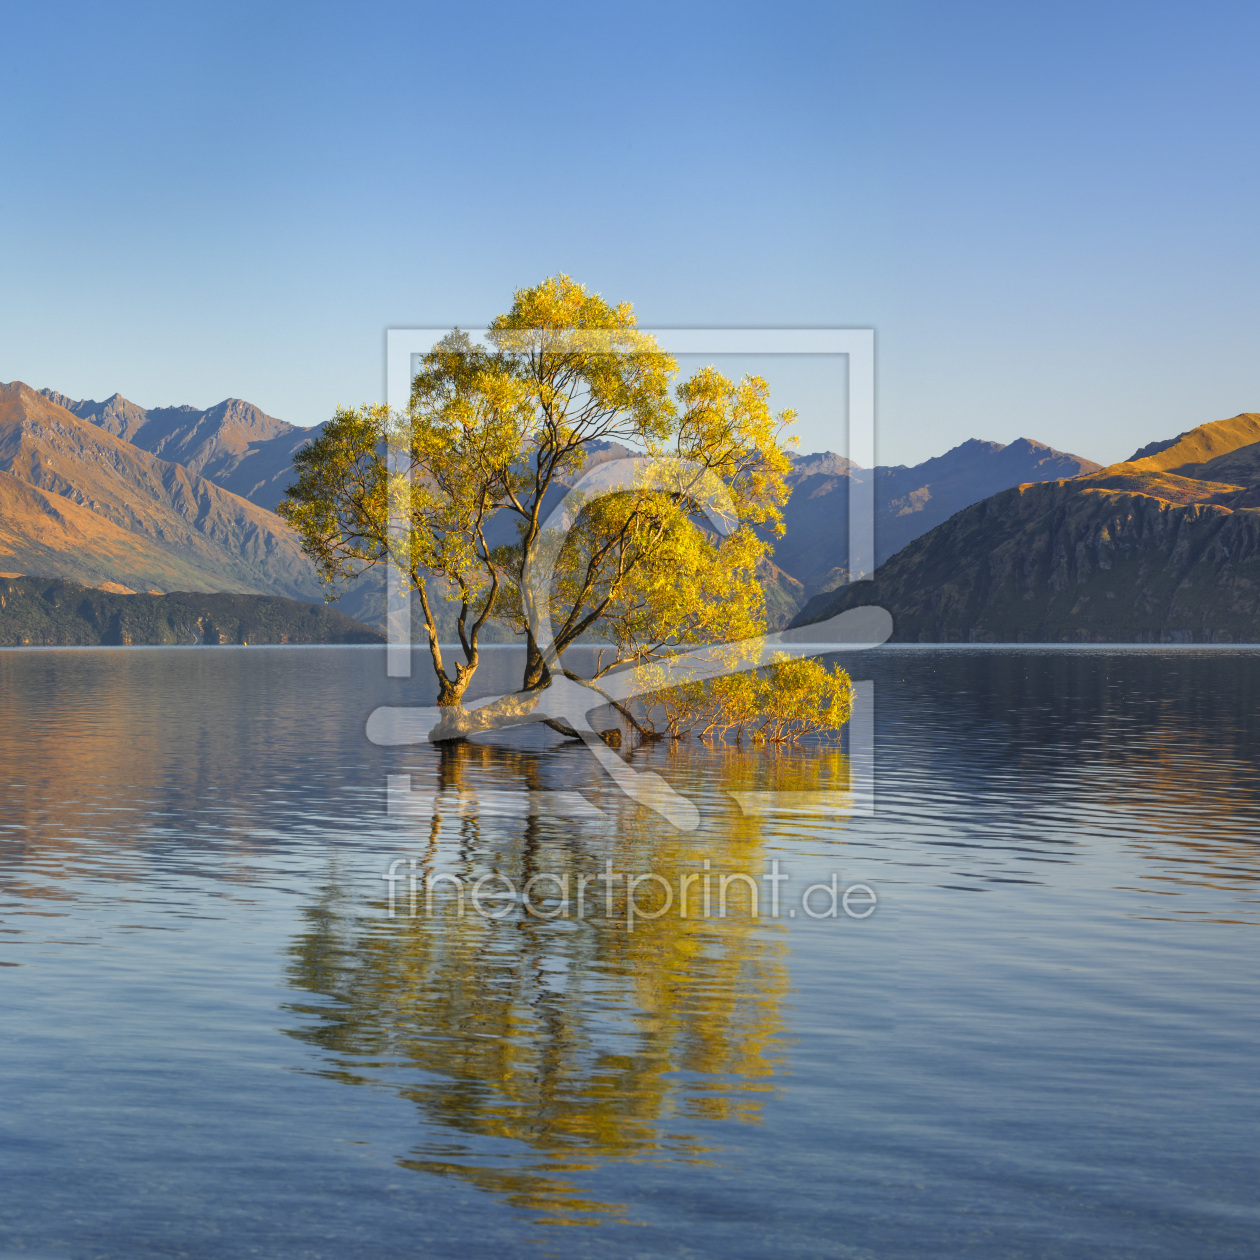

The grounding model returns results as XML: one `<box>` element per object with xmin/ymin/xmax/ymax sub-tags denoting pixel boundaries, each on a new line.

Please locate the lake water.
<box><xmin>1</xmin><ymin>646</ymin><xmax>1258</xmax><ymax>1258</ymax></box>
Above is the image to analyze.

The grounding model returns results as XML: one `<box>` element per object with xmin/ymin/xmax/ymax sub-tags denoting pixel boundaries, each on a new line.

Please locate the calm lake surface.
<box><xmin>1</xmin><ymin>645</ymin><xmax>1258</xmax><ymax>1258</ymax></box>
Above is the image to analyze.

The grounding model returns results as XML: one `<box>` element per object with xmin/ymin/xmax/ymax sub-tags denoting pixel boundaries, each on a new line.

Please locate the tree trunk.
<box><xmin>521</xmin><ymin>634</ymin><xmax>551</xmax><ymax>692</ymax></box>
<box><xmin>435</xmin><ymin>677</ymin><xmax>469</xmax><ymax>707</ymax></box>
<box><xmin>434</xmin><ymin>654</ymin><xmax>477</xmax><ymax>710</ymax></box>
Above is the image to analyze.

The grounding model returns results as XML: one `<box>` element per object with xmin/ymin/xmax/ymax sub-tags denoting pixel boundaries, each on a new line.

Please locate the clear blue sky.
<box><xmin>3</xmin><ymin>0</ymin><xmax>1258</xmax><ymax>467</ymax></box>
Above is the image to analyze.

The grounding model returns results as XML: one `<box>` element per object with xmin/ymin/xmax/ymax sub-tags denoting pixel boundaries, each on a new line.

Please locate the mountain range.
<box><xmin>39</xmin><ymin>389</ymin><xmax>315</xmax><ymax>511</ymax></box>
<box><xmin>773</xmin><ymin>438</ymin><xmax>1101</xmax><ymax>596</ymax></box>
<box><xmin>0</xmin><ymin>383</ymin><xmax>323</xmax><ymax>599</ymax></box>
<box><xmin>793</xmin><ymin>413</ymin><xmax>1260</xmax><ymax>642</ymax></box>
<box><xmin>19</xmin><ymin>376</ymin><xmax>1229</xmax><ymax>642</ymax></box>
<box><xmin>0</xmin><ymin>379</ymin><xmax>1104</xmax><ymax>629</ymax></box>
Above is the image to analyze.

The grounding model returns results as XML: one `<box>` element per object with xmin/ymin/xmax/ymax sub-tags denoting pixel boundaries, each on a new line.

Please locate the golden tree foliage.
<box><xmin>482</xmin><ymin>277</ymin><xmax>794</xmax><ymax>691</ymax></box>
<box><xmin>280</xmin><ymin>275</ymin><xmax>851</xmax><ymax>743</ymax></box>
<box><xmin>639</xmin><ymin>655</ymin><xmax>854</xmax><ymax>744</ymax></box>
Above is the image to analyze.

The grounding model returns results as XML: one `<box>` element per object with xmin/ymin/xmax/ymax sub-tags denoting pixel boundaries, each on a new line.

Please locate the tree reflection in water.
<box><xmin>283</xmin><ymin>739</ymin><xmax>852</xmax><ymax>1225</ymax></box>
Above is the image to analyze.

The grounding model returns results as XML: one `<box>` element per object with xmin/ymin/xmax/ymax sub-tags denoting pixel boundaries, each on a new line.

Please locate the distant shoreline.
<box><xmin>0</xmin><ymin>575</ymin><xmax>382</xmax><ymax>647</ymax></box>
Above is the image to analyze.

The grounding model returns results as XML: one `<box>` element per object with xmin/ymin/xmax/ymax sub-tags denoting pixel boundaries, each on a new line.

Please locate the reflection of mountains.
<box><xmin>283</xmin><ymin>740</ymin><xmax>800</xmax><ymax>1226</ymax></box>
<box><xmin>866</xmin><ymin>649</ymin><xmax>1260</xmax><ymax>901</ymax></box>
<box><xmin>0</xmin><ymin>647</ymin><xmax>393</xmax><ymax>892</ymax></box>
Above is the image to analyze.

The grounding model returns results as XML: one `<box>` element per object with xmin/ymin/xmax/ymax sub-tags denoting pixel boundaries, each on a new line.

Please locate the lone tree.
<box><xmin>280</xmin><ymin>275</ymin><xmax>851</xmax><ymax>738</ymax></box>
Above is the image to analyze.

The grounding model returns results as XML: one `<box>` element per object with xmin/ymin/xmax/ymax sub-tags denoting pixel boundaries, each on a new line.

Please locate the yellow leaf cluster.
<box><xmin>280</xmin><ymin>276</ymin><xmax>822</xmax><ymax>739</ymax></box>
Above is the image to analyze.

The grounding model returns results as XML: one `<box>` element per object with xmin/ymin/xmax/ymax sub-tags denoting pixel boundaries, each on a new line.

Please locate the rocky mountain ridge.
<box><xmin>793</xmin><ymin>413</ymin><xmax>1260</xmax><ymax>642</ymax></box>
<box><xmin>1</xmin><ymin>382</ymin><xmax>323</xmax><ymax>599</ymax></box>
<box><xmin>772</xmin><ymin>437</ymin><xmax>1101</xmax><ymax>595</ymax></box>
<box><xmin>41</xmin><ymin>388</ymin><xmax>319</xmax><ymax>510</ymax></box>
